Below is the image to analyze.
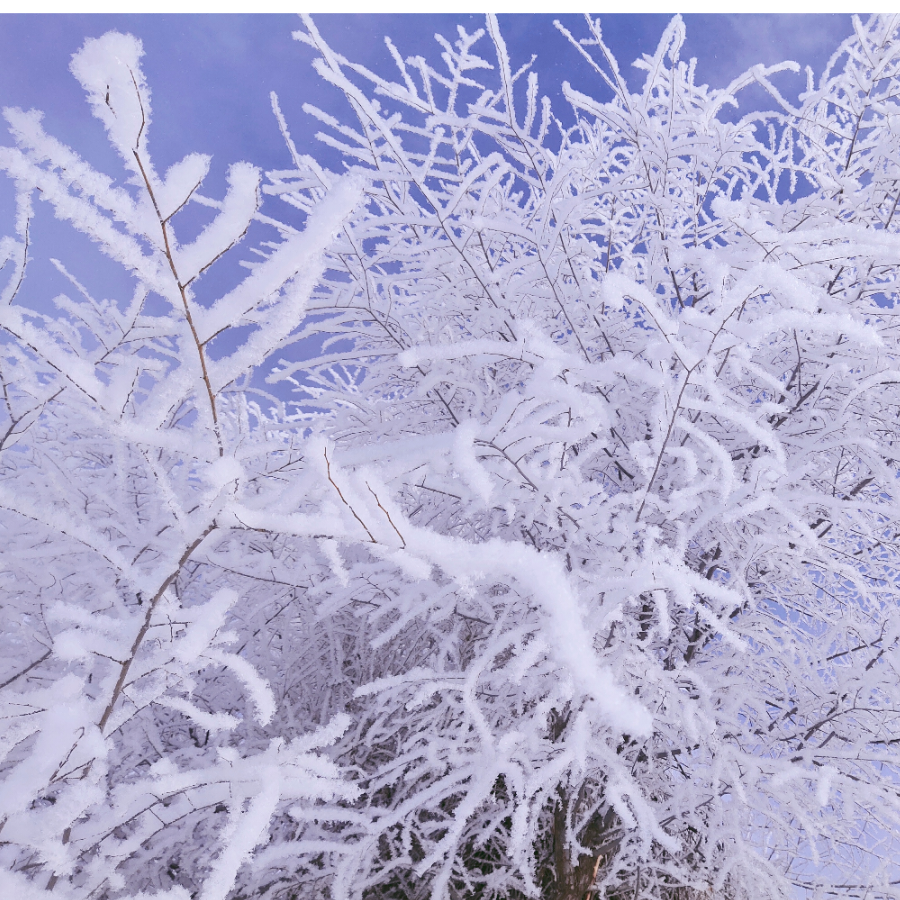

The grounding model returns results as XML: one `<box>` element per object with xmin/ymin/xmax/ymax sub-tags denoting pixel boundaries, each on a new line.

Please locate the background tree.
<box><xmin>3</xmin><ymin>12</ymin><xmax>900</xmax><ymax>900</ymax></box>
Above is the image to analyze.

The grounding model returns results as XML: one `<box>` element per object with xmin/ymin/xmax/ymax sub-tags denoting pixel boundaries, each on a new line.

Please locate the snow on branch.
<box><xmin>4</xmin><ymin>14</ymin><xmax>900</xmax><ymax>900</ymax></box>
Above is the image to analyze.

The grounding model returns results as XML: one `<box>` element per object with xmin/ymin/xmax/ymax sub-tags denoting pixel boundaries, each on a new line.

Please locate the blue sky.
<box><xmin>0</xmin><ymin>14</ymin><xmax>856</xmax><ymax>178</ymax></box>
<box><xmin>0</xmin><ymin>14</ymin><xmax>857</xmax><ymax>325</ymax></box>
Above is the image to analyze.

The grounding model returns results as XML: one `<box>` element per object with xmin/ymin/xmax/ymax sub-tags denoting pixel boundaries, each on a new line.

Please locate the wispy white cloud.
<box><xmin>683</xmin><ymin>13</ymin><xmax>852</xmax><ymax>90</ymax></box>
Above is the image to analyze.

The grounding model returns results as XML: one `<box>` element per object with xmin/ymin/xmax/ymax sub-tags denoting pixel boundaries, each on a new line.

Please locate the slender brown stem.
<box><xmin>131</xmin><ymin>149</ymin><xmax>222</xmax><ymax>455</ymax></box>
<box><xmin>98</xmin><ymin>524</ymin><xmax>217</xmax><ymax>734</ymax></box>
<box><xmin>0</xmin><ymin>648</ymin><xmax>51</xmax><ymax>691</ymax></box>
<box><xmin>45</xmin><ymin>524</ymin><xmax>216</xmax><ymax>891</ymax></box>
<box><xmin>636</xmin><ymin>364</ymin><xmax>697</xmax><ymax>522</ymax></box>
<box><xmin>324</xmin><ymin>447</ymin><xmax>376</xmax><ymax>542</ymax></box>
<box><xmin>366</xmin><ymin>481</ymin><xmax>406</xmax><ymax>548</ymax></box>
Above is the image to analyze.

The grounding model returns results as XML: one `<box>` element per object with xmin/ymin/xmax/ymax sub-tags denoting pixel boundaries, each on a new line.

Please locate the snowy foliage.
<box><xmin>3</xmin><ymin>13</ymin><xmax>900</xmax><ymax>900</ymax></box>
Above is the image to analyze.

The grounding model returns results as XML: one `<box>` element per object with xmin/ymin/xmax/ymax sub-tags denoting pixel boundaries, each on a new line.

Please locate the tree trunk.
<box><xmin>548</xmin><ymin>797</ymin><xmax>617</xmax><ymax>900</ymax></box>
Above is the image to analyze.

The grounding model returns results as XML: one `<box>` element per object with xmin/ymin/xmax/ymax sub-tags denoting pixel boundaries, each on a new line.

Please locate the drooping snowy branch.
<box><xmin>3</xmin><ymin>13</ymin><xmax>900</xmax><ymax>900</ymax></box>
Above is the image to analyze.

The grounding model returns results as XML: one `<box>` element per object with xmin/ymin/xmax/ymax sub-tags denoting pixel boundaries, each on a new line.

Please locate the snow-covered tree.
<box><xmin>0</xmin><ymin>29</ymin><xmax>365</xmax><ymax>900</ymax></box>
<box><xmin>3</xmin><ymin>12</ymin><xmax>900</xmax><ymax>900</ymax></box>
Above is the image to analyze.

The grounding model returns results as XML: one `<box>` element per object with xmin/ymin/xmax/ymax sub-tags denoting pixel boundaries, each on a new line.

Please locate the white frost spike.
<box><xmin>156</xmin><ymin>152</ymin><xmax>211</xmax><ymax>221</ymax></box>
<box><xmin>70</xmin><ymin>32</ymin><xmax>150</xmax><ymax>161</ymax></box>
<box><xmin>319</xmin><ymin>538</ymin><xmax>350</xmax><ymax>587</ymax></box>
<box><xmin>404</xmin><ymin>525</ymin><xmax>652</xmax><ymax>737</ymax></box>
<box><xmin>206</xmin><ymin>169</ymin><xmax>366</xmax><ymax>386</ymax></box>
<box><xmin>452</xmin><ymin>419</ymin><xmax>493</xmax><ymax>506</ymax></box>
<box><xmin>175</xmin><ymin>161</ymin><xmax>260</xmax><ymax>284</ymax></box>
<box><xmin>199</xmin><ymin>780</ymin><xmax>280</xmax><ymax>900</ymax></box>
<box><xmin>155</xmin><ymin>695</ymin><xmax>239</xmax><ymax>733</ymax></box>
<box><xmin>817</xmin><ymin>766</ymin><xmax>836</xmax><ymax>806</ymax></box>
<box><xmin>173</xmin><ymin>588</ymin><xmax>239</xmax><ymax>665</ymax></box>
<box><xmin>205</xmin><ymin>648</ymin><xmax>277</xmax><ymax>727</ymax></box>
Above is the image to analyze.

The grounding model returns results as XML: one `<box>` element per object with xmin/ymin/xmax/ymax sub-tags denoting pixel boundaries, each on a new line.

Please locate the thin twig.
<box><xmin>324</xmin><ymin>447</ymin><xmax>375</xmax><ymax>542</ymax></box>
